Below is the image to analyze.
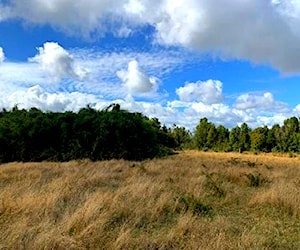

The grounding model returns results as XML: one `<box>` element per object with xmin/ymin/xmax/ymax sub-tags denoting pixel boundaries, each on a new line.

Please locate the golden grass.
<box><xmin>0</xmin><ymin>151</ymin><xmax>300</xmax><ymax>249</ymax></box>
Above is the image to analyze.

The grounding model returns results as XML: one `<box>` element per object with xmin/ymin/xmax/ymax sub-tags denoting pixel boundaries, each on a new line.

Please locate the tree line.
<box><xmin>0</xmin><ymin>105</ymin><xmax>300</xmax><ymax>162</ymax></box>
<box><xmin>189</xmin><ymin>117</ymin><xmax>300</xmax><ymax>153</ymax></box>
<box><xmin>0</xmin><ymin>105</ymin><xmax>177</xmax><ymax>162</ymax></box>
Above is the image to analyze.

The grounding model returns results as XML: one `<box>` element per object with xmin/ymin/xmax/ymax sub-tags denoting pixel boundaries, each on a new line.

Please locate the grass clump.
<box><xmin>203</xmin><ymin>171</ymin><xmax>226</xmax><ymax>198</ymax></box>
<box><xmin>176</xmin><ymin>194</ymin><xmax>213</xmax><ymax>216</ymax></box>
<box><xmin>244</xmin><ymin>172</ymin><xmax>270</xmax><ymax>187</ymax></box>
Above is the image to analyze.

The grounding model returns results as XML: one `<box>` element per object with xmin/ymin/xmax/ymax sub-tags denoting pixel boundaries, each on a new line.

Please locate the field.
<box><xmin>0</xmin><ymin>151</ymin><xmax>299</xmax><ymax>249</ymax></box>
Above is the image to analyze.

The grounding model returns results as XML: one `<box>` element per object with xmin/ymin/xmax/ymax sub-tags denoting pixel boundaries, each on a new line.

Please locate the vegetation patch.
<box><xmin>227</xmin><ymin>157</ymin><xmax>258</xmax><ymax>168</ymax></box>
<box><xmin>176</xmin><ymin>194</ymin><xmax>213</xmax><ymax>216</ymax></box>
<box><xmin>244</xmin><ymin>172</ymin><xmax>270</xmax><ymax>187</ymax></box>
<box><xmin>203</xmin><ymin>171</ymin><xmax>226</xmax><ymax>198</ymax></box>
<box><xmin>0</xmin><ymin>105</ymin><xmax>180</xmax><ymax>162</ymax></box>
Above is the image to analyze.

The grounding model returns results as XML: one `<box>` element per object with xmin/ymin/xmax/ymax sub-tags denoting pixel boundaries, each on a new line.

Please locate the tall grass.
<box><xmin>0</xmin><ymin>152</ymin><xmax>299</xmax><ymax>249</ymax></box>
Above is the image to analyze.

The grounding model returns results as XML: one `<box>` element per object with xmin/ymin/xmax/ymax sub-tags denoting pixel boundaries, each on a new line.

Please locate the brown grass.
<box><xmin>0</xmin><ymin>151</ymin><xmax>300</xmax><ymax>249</ymax></box>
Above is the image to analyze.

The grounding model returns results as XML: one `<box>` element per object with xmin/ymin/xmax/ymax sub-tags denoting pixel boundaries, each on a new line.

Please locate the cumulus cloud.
<box><xmin>2</xmin><ymin>0</ymin><xmax>300</xmax><ymax>73</ymax></box>
<box><xmin>29</xmin><ymin>42</ymin><xmax>85</xmax><ymax>82</ymax></box>
<box><xmin>6</xmin><ymin>85</ymin><xmax>100</xmax><ymax>112</ymax></box>
<box><xmin>167</xmin><ymin>99</ymin><xmax>242</xmax><ymax>129</ymax></box>
<box><xmin>117</xmin><ymin>60</ymin><xmax>157</xmax><ymax>94</ymax></box>
<box><xmin>234</xmin><ymin>92</ymin><xmax>290</xmax><ymax>113</ymax></box>
<box><xmin>0</xmin><ymin>47</ymin><xmax>5</xmax><ymax>63</ymax></box>
<box><xmin>167</xmin><ymin>86</ymin><xmax>298</xmax><ymax>129</ymax></box>
<box><xmin>176</xmin><ymin>80</ymin><xmax>223</xmax><ymax>104</ymax></box>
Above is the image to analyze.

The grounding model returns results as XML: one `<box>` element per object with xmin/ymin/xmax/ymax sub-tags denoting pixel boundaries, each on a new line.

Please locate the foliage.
<box><xmin>169</xmin><ymin>124</ymin><xmax>193</xmax><ymax>149</ymax></box>
<box><xmin>2</xmin><ymin>105</ymin><xmax>300</xmax><ymax>162</ymax></box>
<box><xmin>193</xmin><ymin>116</ymin><xmax>300</xmax><ymax>154</ymax></box>
<box><xmin>0</xmin><ymin>105</ymin><xmax>176</xmax><ymax>162</ymax></box>
<box><xmin>250</xmin><ymin>126</ymin><xmax>268</xmax><ymax>152</ymax></box>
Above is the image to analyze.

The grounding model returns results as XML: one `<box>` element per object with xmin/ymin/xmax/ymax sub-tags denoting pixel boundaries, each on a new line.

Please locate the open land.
<box><xmin>0</xmin><ymin>151</ymin><xmax>299</xmax><ymax>249</ymax></box>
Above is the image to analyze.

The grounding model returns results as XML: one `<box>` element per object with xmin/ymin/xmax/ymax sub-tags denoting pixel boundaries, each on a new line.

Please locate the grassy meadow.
<box><xmin>0</xmin><ymin>151</ymin><xmax>299</xmax><ymax>249</ymax></box>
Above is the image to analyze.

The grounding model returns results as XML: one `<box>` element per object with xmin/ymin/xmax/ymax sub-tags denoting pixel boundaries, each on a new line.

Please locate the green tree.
<box><xmin>194</xmin><ymin>118</ymin><xmax>211</xmax><ymax>150</ymax></box>
<box><xmin>207</xmin><ymin>124</ymin><xmax>217</xmax><ymax>149</ymax></box>
<box><xmin>250</xmin><ymin>126</ymin><xmax>269</xmax><ymax>152</ymax></box>
<box><xmin>281</xmin><ymin>117</ymin><xmax>299</xmax><ymax>152</ymax></box>
<box><xmin>266</xmin><ymin>125</ymin><xmax>277</xmax><ymax>152</ymax></box>
<box><xmin>240</xmin><ymin>123</ymin><xmax>251</xmax><ymax>152</ymax></box>
<box><xmin>229</xmin><ymin>126</ymin><xmax>241</xmax><ymax>152</ymax></box>
<box><xmin>171</xmin><ymin>125</ymin><xmax>192</xmax><ymax>149</ymax></box>
<box><xmin>215</xmin><ymin>125</ymin><xmax>230</xmax><ymax>151</ymax></box>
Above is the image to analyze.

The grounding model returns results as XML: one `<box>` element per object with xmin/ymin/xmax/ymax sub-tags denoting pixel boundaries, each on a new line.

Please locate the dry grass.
<box><xmin>0</xmin><ymin>151</ymin><xmax>300</xmax><ymax>249</ymax></box>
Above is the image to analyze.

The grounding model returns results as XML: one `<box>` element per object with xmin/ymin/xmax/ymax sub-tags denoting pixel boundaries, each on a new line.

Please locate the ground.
<box><xmin>0</xmin><ymin>151</ymin><xmax>299</xmax><ymax>249</ymax></box>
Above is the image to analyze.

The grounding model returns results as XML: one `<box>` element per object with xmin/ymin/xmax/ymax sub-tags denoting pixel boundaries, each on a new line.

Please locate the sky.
<box><xmin>1</xmin><ymin>0</ymin><xmax>300</xmax><ymax>130</ymax></box>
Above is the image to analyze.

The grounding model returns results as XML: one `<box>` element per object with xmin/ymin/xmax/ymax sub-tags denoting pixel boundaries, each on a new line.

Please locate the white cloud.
<box><xmin>176</xmin><ymin>80</ymin><xmax>223</xmax><ymax>104</ymax></box>
<box><xmin>146</xmin><ymin>0</ymin><xmax>300</xmax><ymax>74</ymax></box>
<box><xmin>294</xmin><ymin>104</ymin><xmax>300</xmax><ymax>114</ymax></box>
<box><xmin>168</xmin><ymin>100</ymin><xmax>242</xmax><ymax>128</ymax></box>
<box><xmin>167</xmin><ymin>87</ymin><xmax>298</xmax><ymax>129</ymax></box>
<box><xmin>117</xmin><ymin>60</ymin><xmax>158</xmax><ymax>94</ymax></box>
<box><xmin>29</xmin><ymin>42</ymin><xmax>85</xmax><ymax>83</ymax></box>
<box><xmin>6</xmin><ymin>85</ymin><xmax>101</xmax><ymax>112</ymax></box>
<box><xmin>0</xmin><ymin>47</ymin><xmax>5</xmax><ymax>63</ymax></box>
<box><xmin>0</xmin><ymin>0</ymin><xmax>126</xmax><ymax>38</ymax></box>
<box><xmin>254</xmin><ymin>114</ymin><xmax>288</xmax><ymax>128</ymax></box>
<box><xmin>234</xmin><ymin>92</ymin><xmax>290</xmax><ymax>113</ymax></box>
<box><xmin>0</xmin><ymin>62</ymin><xmax>44</xmax><ymax>88</ymax></box>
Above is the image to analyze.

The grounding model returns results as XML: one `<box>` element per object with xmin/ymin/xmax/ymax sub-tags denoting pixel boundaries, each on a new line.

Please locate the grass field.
<box><xmin>0</xmin><ymin>151</ymin><xmax>299</xmax><ymax>249</ymax></box>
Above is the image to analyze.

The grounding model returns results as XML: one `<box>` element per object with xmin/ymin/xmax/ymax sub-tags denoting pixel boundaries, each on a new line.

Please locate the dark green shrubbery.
<box><xmin>0</xmin><ymin>105</ymin><xmax>176</xmax><ymax>162</ymax></box>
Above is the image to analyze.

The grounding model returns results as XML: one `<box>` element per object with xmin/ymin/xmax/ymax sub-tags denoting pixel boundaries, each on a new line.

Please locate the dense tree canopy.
<box><xmin>193</xmin><ymin>116</ymin><xmax>300</xmax><ymax>154</ymax></box>
<box><xmin>0</xmin><ymin>105</ymin><xmax>177</xmax><ymax>162</ymax></box>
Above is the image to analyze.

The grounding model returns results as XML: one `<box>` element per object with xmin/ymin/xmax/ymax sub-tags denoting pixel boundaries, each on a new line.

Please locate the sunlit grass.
<box><xmin>0</xmin><ymin>151</ymin><xmax>299</xmax><ymax>249</ymax></box>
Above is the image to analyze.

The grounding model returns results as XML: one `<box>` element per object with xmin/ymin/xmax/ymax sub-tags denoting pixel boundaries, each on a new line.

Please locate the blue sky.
<box><xmin>0</xmin><ymin>0</ymin><xmax>300</xmax><ymax>129</ymax></box>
